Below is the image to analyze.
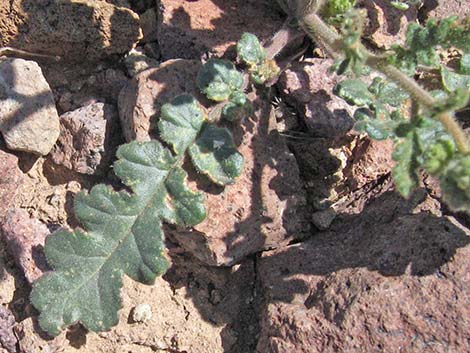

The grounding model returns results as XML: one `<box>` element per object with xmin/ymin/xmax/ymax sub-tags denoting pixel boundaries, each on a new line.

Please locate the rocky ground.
<box><xmin>0</xmin><ymin>0</ymin><xmax>469</xmax><ymax>352</ymax></box>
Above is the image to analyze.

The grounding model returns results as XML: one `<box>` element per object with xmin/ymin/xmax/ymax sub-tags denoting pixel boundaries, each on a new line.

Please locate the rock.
<box><xmin>170</xmin><ymin>97</ymin><xmax>308</xmax><ymax>266</ymax></box>
<box><xmin>157</xmin><ymin>0</ymin><xmax>283</xmax><ymax>60</ymax></box>
<box><xmin>0</xmin><ymin>0</ymin><xmax>141</xmax><ymax>63</ymax></box>
<box><xmin>290</xmin><ymin>132</ymin><xmax>396</xmax><ymax>214</ymax></box>
<box><xmin>123</xmin><ymin>48</ymin><xmax>160</xmax><ymax>77</ymax></box>
<box><xmin>311</xmin><ymin>208</ymin><xmax>337</xmax><ymax>230</ymax></box>
<box><xmin>50</xmin><ymin>102</ymin><xmax>122</xmax><ymax>175</ymax></box>
<box><xmin>419</xmin><ymin>0</ymin><xmax>470</xmax><ymax>21</ymax></box>
<box><xmin>278</xmin><ymin>58</ymin><xmax>355</xmax><ymax>138</ymax></box>
<box><xmin>118</xmin><ymin>59</ymin><xmax>205</xmax><ymax>142</ymax></box>
<box><xmin>0</xmin><ymin>58</ymin><xmax>60</xmax><ymax>155</ymax></box>
<box><xmin>343</xmin><ymin>138</ymin><xmax>395</xmax><ymax>191</ymax></box>
<box><xmin>54</xmin><ymin>68</ymin><xmax>130</xmax><ymax>113</ymax></box>
<box><xmin>1</xmin><ymin>209</ymin><xmax>50</xmax><ymax>284</ymax></box>
<box><xmin>0</xmin><ymin>306</ymin><xmax>17</xmax><ymax>353</ymax></box>
<box><xmin>131</xmin><ymin>303</ymin><xmax>152</xmax><ymax>323</ymax></box>
<box><xmin>0</xmin><ymin>149</ymin><xmax>23</xmax><ymax>222</ymax></box>
<box><xmin>15</xmin><ymin>318</ymin><xmax>67</xmax><ymax>353</ymax></box>
<box><xmin>257</xmin><ymin>191</ymin><xmax>470</xmax><ymax>353</ymax></box>
<box><xmin>358</xmin><ymin>0</ymin><xmax>419</xmax><ymax>49</ymax></box>
<box><xmin>140</xmin><ymin>8</ymin><xmax>159</xmax><ymax>44</ymax></box>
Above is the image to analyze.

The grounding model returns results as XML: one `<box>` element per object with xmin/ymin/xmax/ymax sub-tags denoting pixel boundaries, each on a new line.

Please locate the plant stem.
<box><xmin>299</xmin><ymin>11</ymin><xmax>470</xmax><ymax>154</ymax></box>
<box><xmin>264</xmin><ymin>21</ymin><xmax>304</xmax><ymax>60</ymax></box>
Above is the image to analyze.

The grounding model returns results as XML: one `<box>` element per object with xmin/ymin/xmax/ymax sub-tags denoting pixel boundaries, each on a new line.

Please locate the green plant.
<box><xmin>272</xmin><ymin>0</ymin><xmax>470</xmax><ymax>211</ymax></box>
<box><xmin>30</xmin><ymin>59</ymin><xmax>252</xmax><ymax>335</ymax></box>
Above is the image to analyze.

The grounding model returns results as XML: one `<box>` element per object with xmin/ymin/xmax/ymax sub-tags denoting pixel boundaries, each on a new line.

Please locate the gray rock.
<box><xmin>50</xmin><ymin>103</ymin><xmax>121</xmax><ymax>175</ymax></box>
<box><xmin>0</xmin><ymin>58</ymin><xmax>60</xmax><ymax>155</ymax></box>
<box><xmin>278</xmin><ymin>58</ymin><xmax>355</xmax><ymax>138</ymax></box>
<box><xmin>1</xmin><ymin>208</ymin><xmax>50</xmax><ymax>284</ymax></box>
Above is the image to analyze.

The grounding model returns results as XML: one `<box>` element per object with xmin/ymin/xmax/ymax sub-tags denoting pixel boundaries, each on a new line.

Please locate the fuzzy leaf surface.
<box><xmin>334</xmin><ymin>79</ymin><xmax>373</xmax><ymax>106</ymax></box>
<box><xmin>197</xmin><ymin>59</ymin><xmax>244</xmax><ymax>102</ymax></box>
<box><xmin>31</xmin><ymin>97</ymin><xmax>208</xmax><ymax>336</ymax></box>
<box><xmin>237</xmin><ymin>33</ymin><xmax>266</xmax><ymax>66</ymax></box>
<box><xmin>189</xmin><ymin>125</ymin><xmax>243</xmax><ymax>185</ymax></box>
<box><xmin>158</xmin><ymin>95</ymin><xmax>205</xmax><ymax>155</ymax></box>
<box><xmin>441</xmin><ymin>66</ymin><xmax>470</xmax><ymax>92</ymax></box>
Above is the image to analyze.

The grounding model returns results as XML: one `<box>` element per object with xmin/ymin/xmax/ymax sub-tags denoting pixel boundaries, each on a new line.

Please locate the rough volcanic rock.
<box><xmin>1</xmin><ymin>208</ymin><xmax>49</xmax><ymax>284</ymax></box>
<box><xmin>0</xmin><ymin>58</ymin><xmax>60</xmax><ymax>155</ymax></box>
<box><xmin>0</xmin><ymin>149</ymin><xmax>23</xmax><ymax>222</ymax></box>
<box><xmin>343</xmin><ymin>137</ymin><xmax>395</xmax><ymax>191</ymax></box>
<box><xmin>53</xmin><ymin>67</ymin><xmax>130</xmax><ymax>113</ymax></box>
<box><xmin>278</xmin><ymin>58</ymin><xmax>355</xmax><ymax>138</ymax></box>
<box><xmin>0</xmin><ymin>0</ymin><xmax>141</xmax><ymax>63</ymax></box>
<box><xmin>118</xmin><ymin>59</ymin><xmax>205</xmax><ymax>142</ymax></box>
<box><xmin>0</xmin><ymin>306</ymin><xmax>17</xmax><ymax>353</ymax></box>
<box><xmin>257</xmin><ymin>191</ymin><xmax>470</xmax><ymax>353</ymax></box>
<box><xmin>50</xmin><ymin>102</ymin><xmax>121</xmax><ymax>175</ymax></box>
<box><xmin>157</xmin><ymin>0</ymin><xmax>283</xmax><ymax>60</ymax></box>
<box><xmin>358</xmin><ymin>0</ymin><xmax>419</xmax><ymax>49</ymax></box>
<box><xmin>140</xmin><ymin>8</ymin><xmax>158</xmax><ymax>44</ymax></box>
<box><xmin>15</xmin><ymin>318</ymin><xmax>67</xmax><ymax>353</ymax></box>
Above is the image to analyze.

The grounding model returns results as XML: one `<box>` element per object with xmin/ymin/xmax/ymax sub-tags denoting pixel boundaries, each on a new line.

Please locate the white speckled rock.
<box><xmin>0</xmin><ymin>58</ymin><xmax>60</xmax><ymax>155</ymax></box>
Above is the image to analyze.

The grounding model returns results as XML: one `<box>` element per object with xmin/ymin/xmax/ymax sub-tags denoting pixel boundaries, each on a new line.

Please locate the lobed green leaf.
<box><xmin>189</xmin><ymin>125</ymin><xmax>243</xmax><ymax>185</ymax></box>
<box><xmin>197</xmin><ymin>59</ymin><xmax>244</xmax><ymax>102</ymax></box>
<box><xmin>31</xmin><ymin>95</ymin><xmax>238</xmax><ymax>336</ymax></box>
<box><xmin>158</xmin><ymin>95</ymin><xmax>206</xmax><ymax>155</ymax></box>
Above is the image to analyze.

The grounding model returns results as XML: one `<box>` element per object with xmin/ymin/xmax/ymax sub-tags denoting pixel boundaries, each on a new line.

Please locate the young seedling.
<box><xmin>31</xmin><ymin>59</ymin><xmax>249</xmax><ymax>335</ymax></box>
<box><xmin>272</xmin><ymin>0</ymin><xmax>470</xmax><ymax>211</ymax></box>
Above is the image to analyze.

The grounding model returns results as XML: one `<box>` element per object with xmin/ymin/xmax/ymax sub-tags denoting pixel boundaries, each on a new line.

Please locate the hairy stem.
<box><xmin>299</xmin><ymin>11</ymin><xmax>470</xmax><ymax>154</ymax></box>
<box><xmin>264</xmin><ymin>21</ymin><xmax>305</xmax><ymax>60</ymax></box>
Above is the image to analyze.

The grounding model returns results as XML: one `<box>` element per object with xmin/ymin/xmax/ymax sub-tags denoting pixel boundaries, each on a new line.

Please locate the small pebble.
<box><xmin>132</xmin><ymin>303</ymin><xmax>152</xmax><ymax>323</ymax></box>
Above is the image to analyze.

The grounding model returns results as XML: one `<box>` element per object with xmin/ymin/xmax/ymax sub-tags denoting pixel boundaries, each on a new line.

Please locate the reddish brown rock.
<box><xmin>0</xmin><ymin>1</ymin><xmax>141</xmax><ymax>63</ymax></box>
<box><xmin>54</xmin><ymin>68</ymin><xmax>130</xmax><ymax>113</ymax></box>
<box><xmin>278</xmin><ymin>58</ymin><xmax>355</xmax><ymax>138</ymax></box>
<box><xmin>0</xmin><ymin>149</ymin><xmax>23</xmax><ymax>222</ymax></box>
<box><xmin>170</xmin><ymin>98</ymin><xmax>307</xmax><ymax>266</ymax></box>
<box><xmin>140</xmin><ymin>8</ymin><xmax>158</xmax><ymax>44</ymax></box>
<box><xmin>343</xmin><ymin>137</ymin><xmax>395</xmax><ymax>191</ymax></box>
<box><xmin>118</xmin><ymin>59</ymin><xmax>205</xmax><ymax>142</ymax></box>
<box><xmin>1</xmin><ymin>209</ymin><xmax>50</xmax><ymax>284</ymax></box>
<box><xmin>257</xmin><ymin>192</ymin><xmax>470</xmax><ymax>353</ymax></box>
<box><xmin>50</xmin><ymin>102</ymin><xmax>121</xmax><ymax>175</ymax></box>
<box><xmin>420</xmin><ymin>0</ymin><xmax>470</xmax><ymax>21</ymax></box>
<box><xmin>157</xmin><ymin>0</ymin><xmax>283</xmax><ymax>60</ymax></box>
<box><xmin>358</xmin><ymin>0</ymin><xmax>419</xmax><ymax>49</ymax></box>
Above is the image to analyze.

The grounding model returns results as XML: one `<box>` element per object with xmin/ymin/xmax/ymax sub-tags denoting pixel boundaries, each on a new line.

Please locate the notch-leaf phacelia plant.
<box><xmin>30</xmin><ymin>58</ymin><xmax>251</xmax><ymax>336</ymax></box>
<box><xmin>277</xmin><ymin>0</ymin><xmax>470</xmax><ymax>211</ymax></box>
